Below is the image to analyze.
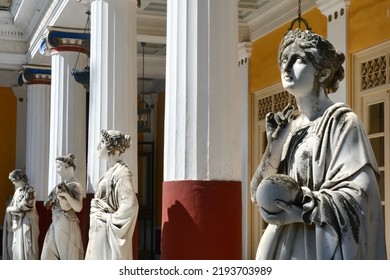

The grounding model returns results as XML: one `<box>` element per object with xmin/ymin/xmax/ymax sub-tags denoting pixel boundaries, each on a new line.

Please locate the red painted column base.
<box><xmin>161</xmin><ymin>180</ymin><xmax>242</xmax><ymax>260</ymax></box>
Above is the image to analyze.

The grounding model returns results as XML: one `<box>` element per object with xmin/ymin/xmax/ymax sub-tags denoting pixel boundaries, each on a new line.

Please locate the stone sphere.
<box><xmin>256</xmin><ymin>174</ymin><xmax>302</xmax><ymax>214</ymax></box>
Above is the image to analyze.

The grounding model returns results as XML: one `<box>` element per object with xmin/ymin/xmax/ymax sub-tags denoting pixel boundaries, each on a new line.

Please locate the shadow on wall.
<box><xmin>161</xmin><ymin>201</ymin><xmax>202</xmax><ymax>259</ymax></box>
<box><xmin>161</xmin><ymin>181</ymin><xmax>242</xmax><ymax>260</ymax></box>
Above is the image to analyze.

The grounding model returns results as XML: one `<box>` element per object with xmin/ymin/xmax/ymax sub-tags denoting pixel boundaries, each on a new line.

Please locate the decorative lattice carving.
<box><xmin>258</xmin><ymin>96</ymin><xmax>272</xmax><ymax>120</ymax></box>
<box><xmin>257</xmin><ymin>91</ymin><xmax>297</xmax><ymax>121</ymax></box>
<box><xmin>361</xmin><ymin>56</ymin><xmax>387</xmax><ymax>90</ymax></box>
<box><xmin>274</xmin><ymin>90</ymin><xmax>290</xmax><ymax>112</ymax></box>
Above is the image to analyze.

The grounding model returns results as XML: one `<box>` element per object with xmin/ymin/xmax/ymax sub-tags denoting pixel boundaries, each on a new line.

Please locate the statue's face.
<box><xmin>280</xmin><ymin>44</ymin><xmax>317</xmax><ymax>97</ymax></box>
<box><xmin>8</xmin><ymin>176</ymin><xmax>23</xmax><ymax>187</ymax></box>
<box><xmin>56</xmin><ymin>160</ymin><xmax>67</xmax><ymax>176</ymax></box>
<box><xmin>97</xmin><ymin>138</ymin><xmax>109</xmax><ymax>159</ymax></box>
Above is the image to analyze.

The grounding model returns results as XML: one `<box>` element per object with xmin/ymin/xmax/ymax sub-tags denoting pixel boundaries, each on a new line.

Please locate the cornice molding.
<box><xmin>0</xmin><ymin>52</ymin><xmax>27</xmax><ymax>70</ymax></box>
<box><xmin>28</xmin><ymin>0</ymin><xmax>65</xmax><ymax>60</ymax></box>
<box><xmin>315</xmin><ymin>0</ymin><xmax>351</xmax><ymax>15</ymax></box>
<box><xmin>249</xmin><ymin>0</ymin><xmax>317</xmax><ymax>41</ymax></box>
<box><xmin>239</xmin><ymin>42</ymin><xmax>252</xmax><ymax>61</ymax></box>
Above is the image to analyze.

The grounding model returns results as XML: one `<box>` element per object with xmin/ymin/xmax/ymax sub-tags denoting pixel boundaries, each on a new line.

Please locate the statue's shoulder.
<box><xmin>321</xmin><ymin>102</ymin><xmax>359</xmax><ymax>124</ymax></box>
<box><xmin>112</xmin><ymin>161</ymin><xmax>132</xmax><ymax>181</ymax></box>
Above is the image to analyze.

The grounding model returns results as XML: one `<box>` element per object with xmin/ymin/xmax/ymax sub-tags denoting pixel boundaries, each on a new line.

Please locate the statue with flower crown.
<box><xmin>250</xmin><ymin>29</ymin><xmax>387</xmax><ymax>260</ymax></box>
<box><xmin>85</xmin><ymin>129</ymin><xmax>139</xmax><ymax>260</ymax></box>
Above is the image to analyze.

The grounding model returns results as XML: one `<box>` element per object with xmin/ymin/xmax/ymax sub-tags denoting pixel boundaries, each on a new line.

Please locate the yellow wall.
<box><xmin>0</xmin><ymin>88</ymin><xmax>17</xmax><ymax>223</ymax></box>
<box><xmin>349</xmin><ymin>0</ymin><xmax>390</xmax><ymax>54</ymax></box>
<box><xmin>250</xmin><ymin>8</ymin><xmax>327</xmax><ymax>93</ymax></box>
<box><xmin>250</xmin><ymin>1</ymin><xmax>390</xmax><ymax>99</ymax></box>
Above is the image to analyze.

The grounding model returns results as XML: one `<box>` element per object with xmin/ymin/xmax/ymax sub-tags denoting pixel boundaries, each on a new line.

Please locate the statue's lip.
<box><xmin>282</xmin><ymin>73</ymin><xmax>293</xmax><ymax>81</ymax></box>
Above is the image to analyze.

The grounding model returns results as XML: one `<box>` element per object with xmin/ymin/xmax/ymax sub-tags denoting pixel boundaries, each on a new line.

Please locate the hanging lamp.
<box><xmin>138</xmin><ymin>42</ymin><xmax>152</xmax><ymax>133</ymax></box>
<box><xmin>71</xmin><ymin>9</ymin><xmax>91</xmax><ymax>91</ymax></box>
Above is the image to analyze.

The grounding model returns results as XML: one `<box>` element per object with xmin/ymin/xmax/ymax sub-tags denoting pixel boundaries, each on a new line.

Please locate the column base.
<box><xmin>161</xmin><ymin>180</ymin><xmax>242</xmax><ymax>260</ymax></box>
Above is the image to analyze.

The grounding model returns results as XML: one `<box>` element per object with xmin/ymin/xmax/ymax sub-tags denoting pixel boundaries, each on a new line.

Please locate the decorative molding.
<box><xmin>315</xmin><ymin>0</ymin><xmax>351</xmax><ymax>16</ymax></box>
<box><xmin>0</xmin><ymin>52</ymin><xmax>27</xmax><ymax>70</ymax></box>
<box><xmin>28</xmin><ymin>0</ymin><xmax>65</xmax><ymax>60</ymax></box>
<box><xmin>0</xmin><ymin>10</ymin><xmax>13</xmax><ymax>25</ymax></box>
<box><xmin>238</xmin><ymin>42</ymin><xmax>252</xmax><ymax>66</ymax></box>
<box><xmin>249</xmin><ymin>0</ymin><xmax>316</xmax><ymax>41</ymax></box>
<box><xmin>0</xmin><ymin>38</ymin><xmax>27</xmax><ymax>53</ymax></box>
<box><xmin>0</xmin><ymin>24</ymin><xmax>24</xmax><ymax>40</ymax></box>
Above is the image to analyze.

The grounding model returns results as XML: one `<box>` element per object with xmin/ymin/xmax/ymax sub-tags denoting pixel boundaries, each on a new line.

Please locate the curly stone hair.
<box><xmin>101</xmin><ymin>129</ymin><xmax>131</xmax><ymax>155</ymax></box>
<box><xmin>9</xmin><ymin>169</ymin><xmax>29</xmax><ymax>183</ymax></box>
<box><xmin>279</xmin><ymin>28</ymin><xmax>345</xmax><ymax>94</ymax></box>
<box><xmin>56</xmin><ymin>154</ymin><xmax>76</xmax><ymax>170</ymax></box>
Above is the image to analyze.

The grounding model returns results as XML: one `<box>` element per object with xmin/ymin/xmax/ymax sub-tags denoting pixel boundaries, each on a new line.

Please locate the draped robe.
<box><xmin>85</xmin><ymin>161</ymin><xmax>139</xmax><ymax>260</ymax></box>
<box><xmin>257</xmin><ymin>103</ymin><xmax>387</xmax><ymax>260</ymax></box>
<box><xmin>41</xmin><ymin>181</ymin><xmax>84</xmax><ymax>260</ymax></box>
<box><xmin>2</xmin><ymin>185</ymin><xmax>39</xmax><ymax>260</ymax></box>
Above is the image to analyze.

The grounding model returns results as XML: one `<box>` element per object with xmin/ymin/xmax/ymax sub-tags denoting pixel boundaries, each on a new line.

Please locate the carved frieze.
<box><xmin>0</xmin><ymin>38</ymin><xmax>27</xmax><ymax>54</ymax></box>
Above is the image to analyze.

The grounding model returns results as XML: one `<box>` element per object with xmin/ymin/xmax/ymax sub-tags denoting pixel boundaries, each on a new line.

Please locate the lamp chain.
<box><xmin>74</xmin><ymin>9</ymin><xmax>91</xmax><ymax>70</ymax></box>
<box><xmin>287</xmin><ymin>0</ymin><xmax>311</xmax><ymax>32</ymax></box>
<box><xmin>298</xmin><ymin>0</ymin><xmax>301</xmax><ymax>19</ymax></box>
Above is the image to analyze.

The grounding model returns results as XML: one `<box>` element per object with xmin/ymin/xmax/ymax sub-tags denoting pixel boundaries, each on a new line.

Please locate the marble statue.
<box><xmin>2</xmin><ymin>169</ymin><xmax>39</xmax><ymax>260</ymax></box>
<box><xmin>41</xmin><ymin>154</ymin><xmax>84</xmax><ymax>260</ymax></box>
<box><xmin>250</xmin><ymin>29</ymin><xmax>387</xmax><ymax>260</ymax></box>
<box><xmin>85</xmin><ymin>129</ymin><xmax>139</xmax><ymax>260</ymax></box>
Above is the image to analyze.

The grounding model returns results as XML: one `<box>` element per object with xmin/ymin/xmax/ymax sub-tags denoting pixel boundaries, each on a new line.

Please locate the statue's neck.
<box><xmin>295</xmin><ymin>91</ymin><xmax>334</xmax><ymax>122</ymax></box>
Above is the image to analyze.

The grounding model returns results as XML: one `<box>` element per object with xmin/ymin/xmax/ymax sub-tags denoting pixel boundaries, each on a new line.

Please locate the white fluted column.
<box><xmin>238</xmin><ymin>41</ymin><xmax>252</xmax><ymax>260</ymax></box>
<box><xmin>12</xmin><ymin>86</ymin><xmax>27</xmax><ymax>171</ymax></box>
<box><xmin>316</xmin><ymin>0</ymin><xmax>350</xmax><ymax>103</ymax></box>
<box><xmin>41</xmin><ymin>27</ymin><xmax>88</xmax><ymax>195</ymax></box>
<box><xmin>164</xmin><ymin>0</ymin><xmax>241</xmax><ymax>181</ymax></box>
<box><xmin>87</xmin><ymin>0</ymin><xmax>138</xmax><ymax>193</ymax></box>
<box><xmin>19</xmin><ymin>65</ymin><xmax>51</xmax><ymax>201</ymax></box>
<box><xmin>162</xmin><ymin>0</ymin><xmax>242</xmax><ymax>260</ymax></box>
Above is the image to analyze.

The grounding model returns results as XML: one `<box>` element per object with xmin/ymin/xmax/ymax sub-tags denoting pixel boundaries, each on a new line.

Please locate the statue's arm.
<box><xmin>250</xmin><ymin>105</ymin><xmax>294</xmax><ymax>204</ymax></box>
<box><xmin>57</xmin><ymin>182</ymin><xmax>83</xmax><ymax>212</ymax></box>
<box><xmin>250</xmin><ymin>144</ymin><xmax>280</xmax><ymax>204</ymax></box>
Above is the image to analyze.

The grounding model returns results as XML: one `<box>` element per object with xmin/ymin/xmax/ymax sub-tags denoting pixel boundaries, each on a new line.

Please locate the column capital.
<box><xmin>239</xmin><ymin>42</ymin><xmax>252</xmax><ymax>66</ymax></box>
<box><xmin>315</xmin><ymin>0</ymin><xmax>351</xmax><ymax>16</ymax></box>
<box><xmin>39</xmin><ymin>27</ymin><xmax>90</xmax><ymax>56</ymax></box>
<box><xmin>18</xmin><ymin>64</ymin><xmax>51</xmax><ymax>86</ymax></box>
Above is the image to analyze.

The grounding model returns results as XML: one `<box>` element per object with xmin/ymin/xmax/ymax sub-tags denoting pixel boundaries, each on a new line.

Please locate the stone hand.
<box><xmin>266</xmin><ymin>104</ymin><xmax>294</xmax><ymax>141</ymax></box>
<box><xmin>260</xmin><ymin>200</ymin><xmax>303</xmax><ymax>225</ymax></box>
<box><xmin>95</xmin><ymin>211</ymin><xmax>108</xmax><ymax>222</ymax></box>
